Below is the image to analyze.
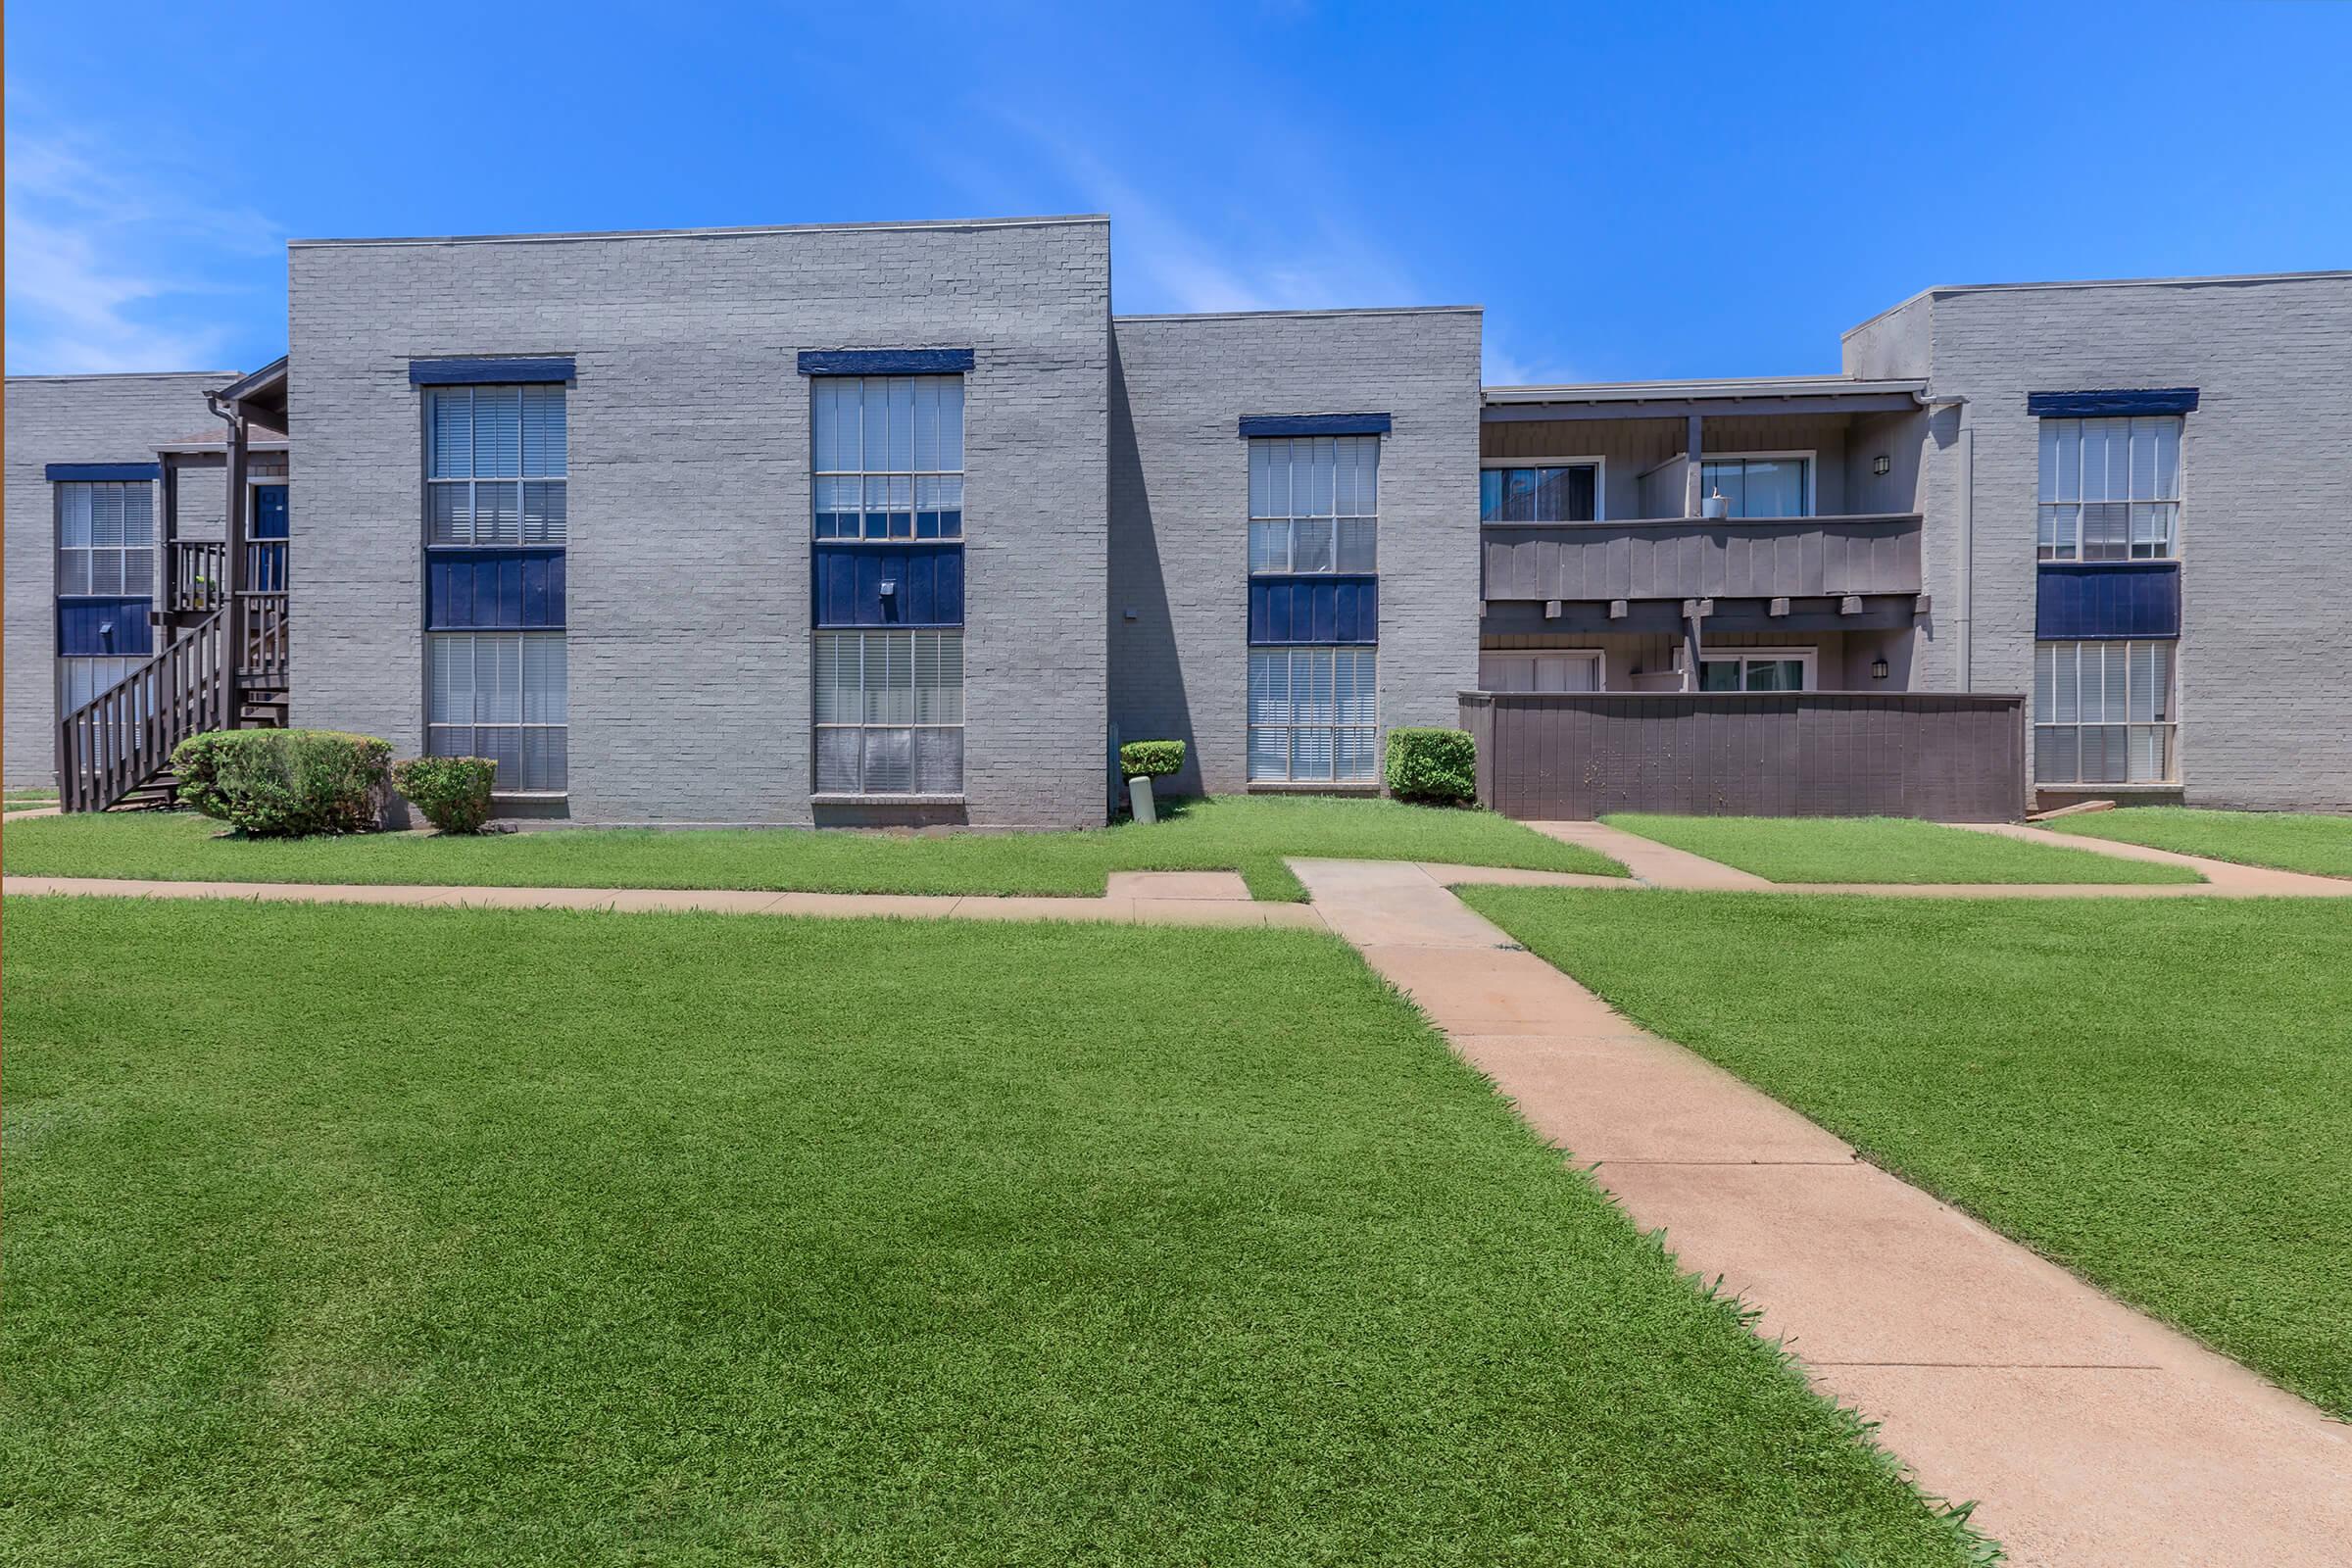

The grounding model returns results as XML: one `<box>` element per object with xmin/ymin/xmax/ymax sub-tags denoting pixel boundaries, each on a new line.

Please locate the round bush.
<box><xmin>391</xmin><ymin>756</ymin><xmax>499</xmax><ymax>834</ymax></box>
<box><xmin>171</xmin><ymin>729</ymin><xmax>392</xmax><ymax>837</ymax></box>
<box><xmin>1385</xmin><ymin>727</ymin><xmax>1477</xmax><ymax>806</ymax></box>
<box><xmin>1120</xmin><ymin>739</ymin><xmax>1186</xmax><ymax>781</ymax></box>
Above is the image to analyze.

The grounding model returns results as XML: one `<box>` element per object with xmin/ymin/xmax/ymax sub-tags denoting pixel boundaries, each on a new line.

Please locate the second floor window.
<box><xmin>1481</xmin><ymin>464</ymin><xmax>1597</xmax><ymax>522</ymax></box>
<box><xmin>1699</xmin><ymin>456</ymin><xmax>1809</xmax><ymax>518</ymax></box>
<box><xmin>813</xmin><ymin>375</ymin><xmax>964</xmax><ymax>540</ymax></box>
<box><xmin>427</xmin><ymin>385</ymin><xmax>566</xmax><ymax>545</ymax></box>
<box><xmin>56</xmin><ymin>481</ymin><xmax>154</xmax><ymax>597</ymax></box>
<box><xmin>2038</xmin><ymin>416</ymin><xmax>2179</xmax><ymax>561</ymax></box>
<box><xmin>1250</xmin><ymin>435</ymin><xmax>1378</xmax><ymax>573</ymax></box>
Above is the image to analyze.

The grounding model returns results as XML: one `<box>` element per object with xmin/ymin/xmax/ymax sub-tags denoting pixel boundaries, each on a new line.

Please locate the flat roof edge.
<box><xmin>1115</xmin><ymin>304</ymin><xmax>1481</xmax><ymax>324</ymax></box>
<box><xmin>1841</xmin><ymin>269</ymin><xmax>2352</xmax><ymax>340</ymax></box>
<box><xmin>5</xmin><ymin>369</ymin><xmax>240</xmax><ymax>383</ymax></box>
<box><xmin>1483</xmin><ymin>375</ymin><xmax>1926</xmax><ymax>403</ymax></box>
<box><xmin>291</xmin><ymin>213</ymin><xmax>1112</xmax><ymax>248</ymax></box>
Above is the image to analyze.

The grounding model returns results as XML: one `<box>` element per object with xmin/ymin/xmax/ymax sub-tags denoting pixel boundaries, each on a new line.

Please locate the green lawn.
<box><xmin>1460</xmin><ymin>888</ymin><xmax>2352</xmax><ymax>1418</ymax></box>
<box><xmin>2048</xmin><ymin>806</ymin><xmax>2352</xmax><ymax>880</ymax></box>
<box><xmin>1</xmin><ymin>897</ymin><xmax>1981</xmax><ymax>1566</ymax></box>
<box><xmin>3</xmin><ymin>788</ymin><xmax>57</xmax><ymax>814</ymax></box>
<box><xmin>1604</xmin><ymin>812</ymin><xmax>2200</xmax><ymax>884</ymax></box>
<box><xmin>0</xmin><ymin>795</ymin><xmax>1620</xmax><ymax>902</ymax></box>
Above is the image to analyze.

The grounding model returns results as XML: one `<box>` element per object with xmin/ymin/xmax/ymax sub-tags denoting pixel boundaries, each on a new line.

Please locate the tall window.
<box><xmin>2037</xmin><ymin>417</ymin><xmax>2180</xmax><ymax>561</ymax></box>
<box><xmin>425</xmin><ymin>383</ymin><xmax>567</xmax><ymax>792</ymax></box>
<box><xmin>427</xmin><ymin>385</ymin><xmax>566</xmax><ymax>545</ymax></box>
<box><xmin>56</xmin><ymin>481</ymin><xmax>154</xmax><ymax>597</ymax></box>
<box><xmin>1250</xmin><ymin>436</ymin><xmax>1378</xmax><ymax>573</ymax></box>
<box><xmin>1699</xmin><ymin>457</ymin><xmax>1809</xmax><ymax>518</ymax></box>
<box><xmin>1249</xmin><ymin>647</ymin><xmax>1378</xmax><ymax>783</ymax></box>
<box><xmin>1480</xmin><ymin>464</ymin><xmax>1597</xmax><ymax>522</ymax></box>
<box><xmin>2034</xmin><ymin>641</ymin><xmax>2175</xmax><ymax>783</ymax></box>
<box><xmin>813</xmin><ymin>629</ymin><xmax>964</xmax><ymax>794</ymax></box>
<box><xmin>813</xmin><ymin>375</ymin><xmax>964</xmax><ymax>539</ymax></box>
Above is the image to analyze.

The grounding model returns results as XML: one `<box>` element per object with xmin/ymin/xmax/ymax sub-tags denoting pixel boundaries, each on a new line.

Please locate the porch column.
<box><xmin>1682</xmin><ymin>598</ymin><xmax>1706</xmax><ymax>692</ymax></box>
<box><xmin>1684</xmin><ymin>413</ymin><xmax>1703</xmax><ymax>517</ymax></box>
<box><xmin>222</xmin><ymin>409</ymin><xmax>248</xmax><ymax>722</ymax></box>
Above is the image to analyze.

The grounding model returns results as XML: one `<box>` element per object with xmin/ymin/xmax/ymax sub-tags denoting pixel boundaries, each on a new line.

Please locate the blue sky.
<box><xmin>8</xmin><ymin>1</ymin><xmax>2349</xmax><ymax>380</ymax></box>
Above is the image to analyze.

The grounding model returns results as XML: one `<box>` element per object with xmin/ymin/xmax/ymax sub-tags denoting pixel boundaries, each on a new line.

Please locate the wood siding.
<box><xmin>1482</xmin><ymin>514</ymin><xmax>1923</xmax><ymax>603</ymax></box>
<box><xmin>1460</xmin><ymin>690</ymin><xmax>2027</xmax><ymax>821</ymax></box>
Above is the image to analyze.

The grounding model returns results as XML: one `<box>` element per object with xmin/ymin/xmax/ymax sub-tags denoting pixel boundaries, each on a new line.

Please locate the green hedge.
<box><xmin>391</xmin><ymin>756</ymin><xmax>499</xmax><ymax>834</ymax></box>
<box><xmin>1119</xmin><ymin>739</ymin><xmax>1186</xmax><ymax>780</ymax></box>
<box><xmin>1385</xmin><ymin>727</ymin><xmax>1478</xmax><ymax>806</ymax></box>
<box><xmin>172</xmin><ymin>729</ymin><xmax>392</xmax><ymax>838</ymax></box>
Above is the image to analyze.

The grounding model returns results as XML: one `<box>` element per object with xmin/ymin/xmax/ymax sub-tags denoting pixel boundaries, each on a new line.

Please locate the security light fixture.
<box><xmin>1871</xmin><ymin>657</ymin><xmax>1890</xmax><ymax>680</ymax></box>
<box><xmin>1873</xmin><ymin>455</ymin><xmax>1891</xmax><ymax>476</ymax></box>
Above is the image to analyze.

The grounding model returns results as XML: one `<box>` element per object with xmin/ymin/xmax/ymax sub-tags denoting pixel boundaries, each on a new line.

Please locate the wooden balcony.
<box><xmin>1481</xmin><ymin>513</ymin><xmax>1923</xmax><ymax>604</ymax></box>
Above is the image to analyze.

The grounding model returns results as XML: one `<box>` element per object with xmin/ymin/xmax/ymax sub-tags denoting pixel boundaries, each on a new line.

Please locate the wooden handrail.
<box><xmin>57</xmin><ymin>611</ymin><xmax>228</xmax><ymax>812</ymax></box>
<box><xmin>170</xmin><ymin>539</ymin><xmax>228</xmax><ymax>612</ymax></box>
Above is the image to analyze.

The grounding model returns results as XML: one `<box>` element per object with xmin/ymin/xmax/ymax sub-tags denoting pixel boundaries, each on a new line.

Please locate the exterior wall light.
<box><xmin>1871</xmin><ymin>657</ymin><xmax>1890</xmax><ymax>680</ymax></box>
<box><xmin>1873</xmin><ymin>455</ymin><xmax>1891</xmax><ymax>475</ymax></box>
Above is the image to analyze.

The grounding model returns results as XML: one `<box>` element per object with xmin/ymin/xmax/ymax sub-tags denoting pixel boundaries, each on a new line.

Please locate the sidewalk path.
<box><xmin>1289</xmin><ymin>856</ymin><xmax>2352</xmax><ymax>1568</ymax></box>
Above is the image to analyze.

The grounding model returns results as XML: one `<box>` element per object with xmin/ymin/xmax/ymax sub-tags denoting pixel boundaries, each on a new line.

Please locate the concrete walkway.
<box><xmin>0</xmin><ymin>871</ymin><xmax>1328</xmax><ymax>929</ymax></box>
<box><xmin>1288</xmin><ymin>856</ymin><xmax>2352</xmax><ymax>1567</ymax></box>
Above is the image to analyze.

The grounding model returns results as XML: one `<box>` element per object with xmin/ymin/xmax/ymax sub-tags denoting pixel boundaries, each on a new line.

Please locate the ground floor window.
<box><xmin>426</xmin><ymin>631</ymin><xmax>568</xmax><ymax>792</ymax></box>
<box><xmin>1248</xmin><ymin>647</ymin><xmax>1377</xmax><ymax>782</ymax></box>
<box><xmin>813</xmin><ymin>629</ymin><xmax>964</xmax><ymax>795</ymax></box>
<box><xmin>1480</xmin><ymin>650</ymin><xmax>1602</xmax><ymax>692</ymax></box>
<box><xmin>2034</xmin><ymin>640</ymin><xmax>2175</xmax><ymax>784</ymax></box>
<box><xmin>57</xmin><ymin>655</ymin><xmax>145</xmax><ymax>714</ymax></box>
<box><xmin>1698</xmin><ymin>649</ymin><xmax>1814</xmax><ymax>691</ymax></box>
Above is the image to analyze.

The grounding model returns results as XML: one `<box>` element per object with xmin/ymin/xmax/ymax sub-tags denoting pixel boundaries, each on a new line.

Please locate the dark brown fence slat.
<box><xmin>1458</xmin><ymin>690</ymin><xmax>2027</xmax><ymax>821</ymax></box>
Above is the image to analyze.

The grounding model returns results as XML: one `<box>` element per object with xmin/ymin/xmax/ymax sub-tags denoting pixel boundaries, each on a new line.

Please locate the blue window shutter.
<box><xmin>58</xmin><ymin>597</ymin><xmax>155</xmax><ymax>656</ymax></box>
<box><xmin>810</xmin><ymin>545</ymin><xmax>964</xmax><ymax>628</ymax></box>
<box><xmin>2036</xmin><ymin>562</ymin><xmax>2180</xmax><ymax>639</ymax></box>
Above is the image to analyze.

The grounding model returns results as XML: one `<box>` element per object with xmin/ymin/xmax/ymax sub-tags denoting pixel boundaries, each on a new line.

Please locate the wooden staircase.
<box><xmin>56</xmin><ymin>592</ymin><xmax>291</xmax><ymax>813</ymax></box>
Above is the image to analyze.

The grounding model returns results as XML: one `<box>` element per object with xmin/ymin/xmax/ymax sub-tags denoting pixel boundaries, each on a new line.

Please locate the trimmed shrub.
<box><xmin>1119</xmin><ymin>739</ymin><xmax>1186</xmax><ymax>781</ymax></box>
<box><xmin>170</xmin><ymin>728</ymin><xmax>392</xmax><ymax>837</ymax></box>
<box><xmin>391</xmin><ymin>756</ymin><xmax>499</xmax><ymax>834</ymax></box>
<box><xmin>1385</xmin><ymin>727</ymin><xmax>1478</xmax><ymax>806</ymax></box>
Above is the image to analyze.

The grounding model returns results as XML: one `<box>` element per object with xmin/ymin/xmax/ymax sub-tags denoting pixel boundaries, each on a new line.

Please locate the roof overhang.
<box><xmin>214</xmin><ymin>355</ymin><xmax>288</xmax><ymax>407</ymax></box>
<box><xmin>1482</xmin><ymin>375</ymin><xmax>1928</xmax><ymax>421</ymax></box>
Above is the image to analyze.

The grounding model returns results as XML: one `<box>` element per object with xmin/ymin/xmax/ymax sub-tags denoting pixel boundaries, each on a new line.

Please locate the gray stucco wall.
<box><xmin>1108</xmin><ymin>308</ymin><xmax>1483</xmax><ymax>796</ymax></box>
<box><xmin>3</xmin><ymin>371</ymin><xmax>233</xmax><ymax>786</ymax></box>
<box><xmin>290</xmin><ymin>216</ymin><xmax>1110</xmax><ymax>827</ymax></box>
<box><xmin>1849</xmin><ymin>273</ymin><xmax>2352</xmax><ymax>809</ymax></box>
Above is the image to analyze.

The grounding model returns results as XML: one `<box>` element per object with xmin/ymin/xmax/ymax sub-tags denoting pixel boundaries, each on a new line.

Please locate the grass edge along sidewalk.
<box><xmin>1602</xmin><ymin>812</ymin><xmax>2202</xmax><ymax>885</ymax></box>
<box><xmin>2</xmin><ymin>896</ymin><xmax>1983</xmax><ymax>1566</ymax></box>
<box><xmin>2047</xmin><ymin>806</ymin><xmax>2352</xmax><ymax>881</ymax></box>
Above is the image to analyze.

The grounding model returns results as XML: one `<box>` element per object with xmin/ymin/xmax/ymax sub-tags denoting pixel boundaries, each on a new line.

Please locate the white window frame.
<box><xmin>54</xmin><ymin>480</ymin><xmax>156</xmax><ymax>600</ymax></box>
<box><xmin>424</xmin><ymin>630</ymin><xmax>569</xmax><ymax>795</ymax></box>
<box><xmin>1478</xmin><ymin>457</ymin><xmax>1607</xmax><ymax>522</ymax></box>
<box><xmin>811</xmin><ymin>374</ymin><xmax>966</xmax><ymax>543</ymax></box>
<box><xmin>1479</xmin><ymin>649</ymin><xmax>1605</xmax><ymax>693</ymax></box>
<box><xmin>1695</xmin><ymin>646</ymin><xmax>1818</xmax><ymax>691</ymax></box>
<box><xmin>1247</xmin><ymin>646</ymin><xmax>1379</xmax><ymax>784</ymax></box>
<box><xmin>1248</xmin><ymin>435</ymin><xmax>1381</xmax><ymax>576</ymax></box>
<box><xmin>423</xmin><ymin>384</ymin><xmax>568</xmax><ymax>547</ymax></box>
<box><xmin>2033</xmin><ymin>639</ymin><xmax>2178</xmax><ymax>785</ymax></box>
<box><xmin>2035</xmin><ymin>416</ymin><xmax>2182</xmax><ymax>563</ymax></box>
<box><xmin>811</xmin><ymin>628</ymin><xmax>966</xmax><ymax>798</ymax></box>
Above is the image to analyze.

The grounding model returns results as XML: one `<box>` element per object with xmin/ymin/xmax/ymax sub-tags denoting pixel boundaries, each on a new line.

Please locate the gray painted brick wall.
<box><xmin>290</xmin><ymin>217</ymin><xmax>1110</xmax><ymax>827</ymax></box>
<box><xmin>1108</xmin><ymin>309</ymin><xmax>1483</xmax><ymax>796</ymax></box>
<box><xmin>3</xmin><ymin>371</ymin><xmax>234</xmax><ymax>786</ymax></box>
<box><xmin>1847</xmin><ymin>274</ymin><xmax>2352</xmax><ymax>809</ymax></box>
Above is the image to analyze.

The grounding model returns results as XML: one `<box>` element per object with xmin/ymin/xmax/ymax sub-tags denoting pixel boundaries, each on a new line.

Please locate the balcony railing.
<box><xmin>1481</xmin><ymin>513</ymin><xmax>1923</xmax><ymax>603</ymax></box>
<box><xmin>168</xmin><ymin>540</ymin><xmax>226</xmax><ymax>612</ymax></box>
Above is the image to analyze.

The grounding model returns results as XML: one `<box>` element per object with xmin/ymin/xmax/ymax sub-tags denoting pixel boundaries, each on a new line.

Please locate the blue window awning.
<box><xmin>2027</xmin><ymin>388</ymin><xmax>2199</xmax><ymax>417</ymax></box>
<box><xmin>1239</xmin><ymin>413</ymin><xmax>1392</xmax><ymax>438</ymax></box>
<box><xmin>411</xmin><ymin>357</ymin><xmax>575</xmax><ymax>385</ymax></box>
<box><xmin>798</xmin><ymin>348</ymin><xmax>974</xmax><ymax>376</ymax></box>
<box><xmin>46</xmin><ymin>463</ymin><xmax>161</xmax><ymax>482</ymax></box>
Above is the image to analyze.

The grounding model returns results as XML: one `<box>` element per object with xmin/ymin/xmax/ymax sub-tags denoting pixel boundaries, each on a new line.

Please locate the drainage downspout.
<box><xmin>1915</xmin><ymin>391</ymin><xmax>1972</xmax><ymax>689</ymax></box>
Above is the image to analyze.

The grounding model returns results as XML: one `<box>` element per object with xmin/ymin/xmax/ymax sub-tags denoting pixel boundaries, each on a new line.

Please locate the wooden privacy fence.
<box><xmin>1459</xmin><ymin>690</ymin><xmax>2029</xmax><ymax>821</ymax></box>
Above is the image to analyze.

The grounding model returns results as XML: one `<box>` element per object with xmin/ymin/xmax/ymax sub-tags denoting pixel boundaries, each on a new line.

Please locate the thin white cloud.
<box><xmin>4</xmin><ymin>114</ymin><xmax>281</xmax><ymax>374</ymax></box>
<box><xmin>1482</xmin><ymin>341</ymin><xmax>1583</xmax><ymax>388</ymax></box>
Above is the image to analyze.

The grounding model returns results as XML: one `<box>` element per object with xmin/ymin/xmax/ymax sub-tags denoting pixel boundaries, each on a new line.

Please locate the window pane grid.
<box><xmin>812</xmin><ymin>375</ymin><xmax>965</xmax><ymax>540</ymax></box>
<box><xmin>1248</xmin><ymin>648</ymin><xmax>1377</xmax><ymax>781</ymax></box>
<box><xmin>424</xmin><ymin>631</ymin><xmax>567</xmax><ymax>792</ymax></box>
<box><xmin>56</xmin><ymin>481</ymin><xmax>155</xmax><ymax>600</ymax></box>
<box><xmin>811</xmin><ymin>630</ymin><xmax>964</xmax><ymax>794</ymax></box>
<box><xmin>1250</xmin><ymin>436</ymin><xmax>1379</xmax><ymax>573</ymax></box>
<box><xmin>427</xmin><ymin>385</ymin><xmax>567</xmax><ymax>546</ymax></box>
<box><xmin>2036</xmin><ymin>416</ymin><xmax>2180</xmax><ymax>561</ymax></box>
<box><xmin>2033</xmin><ymin>640</ymin><xmax>2177</xmax><ymax>783</ymax></box>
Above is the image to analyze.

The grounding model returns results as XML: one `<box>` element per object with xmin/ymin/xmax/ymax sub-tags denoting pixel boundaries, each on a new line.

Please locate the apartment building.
<box><xmin>6</xmin><ymin>215</ymin><xmax>2345</xmax><ymax>822</ymax></box>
